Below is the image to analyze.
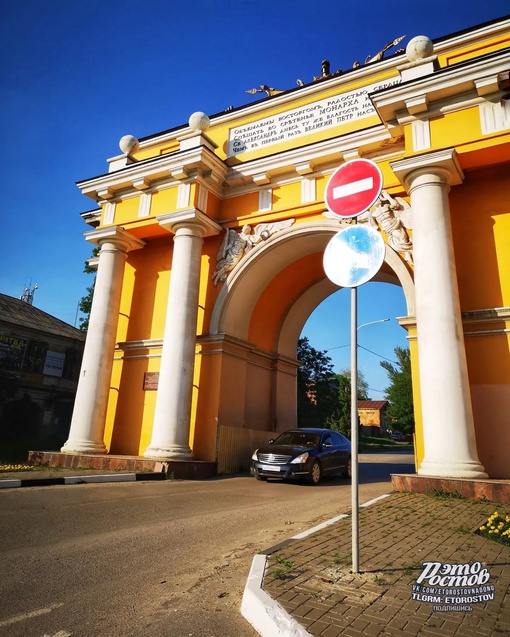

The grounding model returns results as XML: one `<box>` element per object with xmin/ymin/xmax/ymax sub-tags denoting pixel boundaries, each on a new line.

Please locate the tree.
<box><xmin>78</xmin><ymin>247</ymin><xmax>99</xmax><ymax>331</ymax></box>
<box><xmin>297</xmin><ymin>337</ymin><xmax>336</xmax><ymax>428</ymax></box>
<box><xmin>327</xmin><ymin>369</ymin><xmax>369</xmax><ymax>437</ymax></box>
<box><xmin>380</xmin><ymin>346</ymin><xmax>414</xmax><ymax>434</ymax></box>
<box><xmin>296</xmin><ymin>338</ymin><xmax>371</xmax><ymax>435</ymax></box>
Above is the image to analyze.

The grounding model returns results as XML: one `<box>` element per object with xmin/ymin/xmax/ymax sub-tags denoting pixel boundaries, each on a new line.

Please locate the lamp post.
<box><xmin>351</xmin><ymin>314</ymin><xmax>390</xmax><ymax>574</ymax></box>
<box><xmin>357</xmin><ymin>318</ymin><xmax>390</xmax><ymax>332</ymax></box>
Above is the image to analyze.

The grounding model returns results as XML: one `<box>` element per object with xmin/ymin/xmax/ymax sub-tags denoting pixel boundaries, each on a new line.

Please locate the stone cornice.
<box><xmin>223</xmin><ymin>124</ymin><xmax>399</xmax><ymax>188</ymax></box>
<box><xmin>78</xmin><ymin>123</ymin><xmax>404</xmax><ymax>205</ymax></box>
<box><xmin>84</xmin><ymin>226</ymin><xmax>145</xmax><ymax>252</ymax></box>
<box><xmin>77</xmin><ymin>144</ymin><xmax>228</xmax><ymax>202</ymax></box>
<box><xmin>371</xmin><ymin>48</ymin><xmax>510</xmax><ymax>124</ymax></box>
<box><xmin>391</xmin><ymin>148</ymin><xmax>464</xmax><ymax>190</ymax></box>
<box><xmin>157</xmin><ymin>208</ymin><xmax>221</xmax><ymax>238</ymax></box>
<box><xmin>462</xmin><ymin>307</ymin><xmax>510</xmax><ymax>323</ymax></box>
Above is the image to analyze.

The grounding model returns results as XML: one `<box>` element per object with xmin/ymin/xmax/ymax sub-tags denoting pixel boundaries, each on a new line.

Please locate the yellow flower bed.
<box><xmin>479</xmin><ymin>511</ymin><xmax>510</xmax><ymax>546</ymax></box>
<box><xmin>0</xmin><ymin>463</ymin><xmax>34</xmax><ymax>472</ymax></box>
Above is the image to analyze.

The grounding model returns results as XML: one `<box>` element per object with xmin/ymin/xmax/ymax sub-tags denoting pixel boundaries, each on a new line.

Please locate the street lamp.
<box><xmin>326</xmin><ymin>318</ymin><xmax>390</xmax><ymax>351</ymax></box>
<box><xmin>357</xmin><ymin>318</ymin><xmax>390</xmax><ymax>332</ymax></box>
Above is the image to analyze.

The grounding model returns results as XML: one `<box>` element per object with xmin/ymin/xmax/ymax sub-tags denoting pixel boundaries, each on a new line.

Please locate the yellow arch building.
<box><xmin>62</xmin><ymin>17</ymin><xmax>510</xmax><ymax>480</ymax></box>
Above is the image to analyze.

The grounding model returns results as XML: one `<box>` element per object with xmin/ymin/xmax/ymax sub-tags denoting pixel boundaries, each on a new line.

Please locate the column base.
<box><xmin>144</xmin><ymin>444</ymin><xmax>194</xmax><ymax>460</ymax></box>
<box><xmin>418</xmin><ymin>458</ymin><xmax>488</xmax><ymax>479</ymax></box>
<box><xmin>60</xmin><ymin>440</ymin><xmax>108</xmax><ymax>455</ymax></box>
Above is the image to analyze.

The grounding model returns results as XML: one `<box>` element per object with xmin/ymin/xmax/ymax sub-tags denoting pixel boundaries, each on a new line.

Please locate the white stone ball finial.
<box><xmin>189</xmin><ymin>111</ymin><xmax>210</xmax><ymax>132</ymax></box>
<box><xmin>119</xmin><ymin>135</ymin><xmax>139</xmax><ymax>154</ymax></box>
<box><xmin>406</xmin><ymin>36</ymin><xmax>434</xmax><ymax>62</ymax></box>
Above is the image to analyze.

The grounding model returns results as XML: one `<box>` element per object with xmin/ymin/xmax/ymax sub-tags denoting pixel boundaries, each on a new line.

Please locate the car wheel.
<box><xmin>342</xmin><ymin>458</ymin><xmax>351</xmax><ymax>479</ymax></box>
<box><xmin>255</xmin><ymin>474</ymin><xmax>268</xmax><ymax>481</ymax></box>
<box><xmin>309</xmin><ymin>460</ymin><xmax>321</xmax><ymax>485</ymax></box>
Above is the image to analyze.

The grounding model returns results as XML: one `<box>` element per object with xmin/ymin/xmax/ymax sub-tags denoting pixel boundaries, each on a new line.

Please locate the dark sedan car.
<box><xmin>250</xmin><ymin>428</ymin><xmax>351</xmax><ymax>484</ymax></box>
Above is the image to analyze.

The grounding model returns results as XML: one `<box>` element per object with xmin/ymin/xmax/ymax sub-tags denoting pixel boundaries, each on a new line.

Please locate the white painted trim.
<box><xmin>411</xmin><ymin>119</ymin><xmax>431</xmax><ymax>151</ymax></box>
<box><xmin>197</xmin><ymin>184</ymin><xmax>208</xmax><ymax>212</ymax></box>
<box><xmin>241</xmin><ymin>554</ymin><xmax>313</xmax><ymax>637</ymax></box>
<box><xmin>64</xmin><ymin>474</ymin><xmax>136</xmax><ymax>484</ymax></box>
<box><xmin>116</xmin><ymin>339</ymin><xmax>164</xmax><ymax>350</ymax></box>
<box><xmin>114</xmin><ymin>353</ymin><xmax>162</xmax><ymax>361</ymax></box>
<box><xmin>138</xmin><ymin>192</ymin><xmax>152</xmax><ymax>218</ymax></box>
<box><xmin>177</xmin><ymin>183</ymin><xmax>191</xmax><ymax>209</ymax></box>
<box><xmin>360</xmin><ymin>493</ymin><xmax>392</xmax><ymax>508</ymax></box>
<box><xmin>259</xmin><ymin>189</ymin><xmax>272</xmax><ymax>212</ymax></box>
<box><xmin>291</xmin><ymin>513</ymin><xmax>348</xmax><ymax>540</ymax></box>
<box><xmin>103</xmin><ymin>201</ymin><xmax>116</xmax><ymax>224</ymax></box>
<box><xmin>301</xmin><ymin>178</ymin><xmax>316</xmax><ymax>203</ymax></box>
<box><xmin>479</xmin><ymin>100</ymin><xmax>510</xmax><ymax>135</ymax></box>
<box><xmin>0</xmin><ymin>480</ymin><xmax>21</xmax><ymax>489</ymax></box>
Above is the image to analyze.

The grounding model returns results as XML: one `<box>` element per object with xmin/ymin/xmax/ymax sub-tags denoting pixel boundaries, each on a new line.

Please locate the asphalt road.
<box><xmin>0</xmin><ymin>452</ymin><xmax>414</xmax><ymax>637</ymax></box>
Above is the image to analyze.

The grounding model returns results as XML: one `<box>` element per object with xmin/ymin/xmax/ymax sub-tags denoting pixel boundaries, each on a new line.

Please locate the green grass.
<box><xmin>358</xmin><ymin>435</ymin><xmax>413</xmax><ymax>452</ymax></box>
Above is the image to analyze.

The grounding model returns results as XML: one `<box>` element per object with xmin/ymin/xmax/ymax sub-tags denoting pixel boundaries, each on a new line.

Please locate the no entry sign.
<box><xmin>325</xmin><ymin>159</ymin><xmax>383</xmax><ymax>218</ymax></box>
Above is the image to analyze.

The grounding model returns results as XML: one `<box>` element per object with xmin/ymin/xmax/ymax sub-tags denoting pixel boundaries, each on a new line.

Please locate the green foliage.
<box><xmin>297</xmin><ymin>337</ymin><xmax>336</xmax><ymax>428</ymax></box>
<box><xmin>326</xmin><ymin>370</ymin><xmax>369</xmax><ymax>437</ymax></box>
<box><xmin>297</xmin><ymin>338</ymin><xmax>372</xmax><ymax>435</ymax></box>
<box><xmin>380</xmin><ymin>346</ymin><xmax>415</xmax><ymax>434</ymax></box>
<box><xmin>78</xmin><ymin>247</ymin><xmax>99</xmax><ymax>332</ymax></box>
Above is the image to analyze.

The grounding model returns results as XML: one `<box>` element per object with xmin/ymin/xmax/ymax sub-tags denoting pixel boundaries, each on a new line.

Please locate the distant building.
<box><xmin>357</xmin><ymin>400</ymin><xmax>388</xmax><ymax>437</ymax></box>
<box><xmin>0</xmin><ymin>294</ymin><xmax>85</xmax><ymax>445</ymax></box>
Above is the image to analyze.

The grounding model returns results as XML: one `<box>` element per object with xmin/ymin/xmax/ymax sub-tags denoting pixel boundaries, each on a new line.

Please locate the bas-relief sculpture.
<box><xmin>212</xmin><ymin>219</ymin><xmax>295</xmax><ymax>286</ymax></box>
<box><xmin>324</xmin><ymin>190</ymin><xmax>414</xmax><ymax>263</ymax></box>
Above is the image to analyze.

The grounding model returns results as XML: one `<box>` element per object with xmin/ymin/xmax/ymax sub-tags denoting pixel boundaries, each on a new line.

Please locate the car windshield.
<box><xmin>273</xmin><ymin>432</ymin><xmax>319</xmax><ymax>446</ymax></box>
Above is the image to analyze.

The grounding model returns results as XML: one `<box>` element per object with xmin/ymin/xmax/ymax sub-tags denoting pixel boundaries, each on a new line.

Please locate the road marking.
<box><xmin>333</xmin><ymin>177</ymin><xmax>373</xmax><ymax>199</ymax></box>
<box><xmin>0</xmin><ymin>603</ymin><xmax>64</xmax><ymax>628</ymax></box>
<box><xmin>41</xmin><ymin>631</ymin><xmax>72</xmax><ymax>637</ymax></box>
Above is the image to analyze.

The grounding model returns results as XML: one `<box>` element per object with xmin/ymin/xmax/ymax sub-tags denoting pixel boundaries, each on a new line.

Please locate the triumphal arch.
<box><xmin>62</xmin><ymin>17</ymin><xmax>510</xmax><ymax>480</ymax></box>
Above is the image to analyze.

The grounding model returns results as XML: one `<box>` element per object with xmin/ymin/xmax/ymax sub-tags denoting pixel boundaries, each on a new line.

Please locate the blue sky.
<box><xmin>1</xmin><ymin>1</ymin><xmax>508</xmax><ymax>396</ymax></box>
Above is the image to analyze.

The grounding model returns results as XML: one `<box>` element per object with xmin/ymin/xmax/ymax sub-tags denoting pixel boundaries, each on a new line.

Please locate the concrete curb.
<box><xmin>241</xmin><ymin>493</ymin><xmax>391</xmax><ymax>636</ymax></box>
<box><xmin>0</xmin><ymin>473</ymin><xmax>166</xmax><ymax>489</ymax></box>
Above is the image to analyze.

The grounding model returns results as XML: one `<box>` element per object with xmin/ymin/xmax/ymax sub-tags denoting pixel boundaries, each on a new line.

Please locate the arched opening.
<box><xmin>297</xmin><ymin>282</ymin><xmax>412</xmax><ymax>442</ymax></box>
<box><xmin>204</xmin><ymin>221</ymin><xmax>417</xmax><ymax>470</ymax></box>
<box><xmin>301</xmin><ymin>282</ymin><xmax>410</xmax><ymax>400</ymax></box>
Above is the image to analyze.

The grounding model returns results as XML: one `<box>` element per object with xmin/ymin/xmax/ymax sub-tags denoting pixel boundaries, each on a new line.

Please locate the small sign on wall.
<box><xmin>143</xmin><ymin>372</ymin><xmax>159</xmax><ymax>391</ymax></box>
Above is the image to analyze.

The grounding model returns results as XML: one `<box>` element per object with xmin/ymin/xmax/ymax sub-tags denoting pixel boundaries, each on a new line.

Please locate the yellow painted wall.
<box><xmin>452</xmin><ymin>164</ymin><xmax>510</xmax><ymax>311</ymax></box>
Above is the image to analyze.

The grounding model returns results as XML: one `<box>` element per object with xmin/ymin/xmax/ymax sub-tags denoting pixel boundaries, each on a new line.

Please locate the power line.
<box><xmin>325</xmin><ymin>343</ymin><xmax>397</xmax><ymax>364</ymax></box>
<box><xmin>358</xmin><ymin>344</ymin><xmax>397</xmax><ymax>364</ymax></box>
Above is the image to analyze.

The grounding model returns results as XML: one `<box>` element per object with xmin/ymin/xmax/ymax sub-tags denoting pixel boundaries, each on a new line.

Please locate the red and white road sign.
<box><xmin>325</xmin><ymin>158</ymin><xmax>383</xmax><ymax>218</ymax></box>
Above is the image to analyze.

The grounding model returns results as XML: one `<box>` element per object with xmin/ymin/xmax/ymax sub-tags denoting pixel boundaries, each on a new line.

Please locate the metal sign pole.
<box><xmin>322</xmin><ymin>157</ymin><xmax>385</xmax><ymax>577</ymax></box>
<box><xmin>351</xmin><ymin>283</ymin><xmax>359</xmax><ymax>574</ymax></box>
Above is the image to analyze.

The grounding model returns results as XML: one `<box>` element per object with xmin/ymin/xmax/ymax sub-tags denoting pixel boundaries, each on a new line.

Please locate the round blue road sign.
<box><xmin>323</xmin><ymin>225</ymin><xmax>385</xmax><ymax>288</ymax></box>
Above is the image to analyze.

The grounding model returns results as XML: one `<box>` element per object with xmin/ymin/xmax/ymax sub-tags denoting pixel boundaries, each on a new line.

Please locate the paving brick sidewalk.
<box><xmin>263</xmin><ymin>493</ymin><xmax>510</xmax><ymax>637</ymax></box>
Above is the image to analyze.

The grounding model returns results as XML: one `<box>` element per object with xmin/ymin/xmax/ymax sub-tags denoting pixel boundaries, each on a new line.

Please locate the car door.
<box><xmin>329</xmin><ymin>431</ymin><xmax>350</xmax><ymax>473</ymax></box>
<box><xmin>320</xmin><ymin>432</ymin><xmax>336</xmax><ymax>474</ymax></box>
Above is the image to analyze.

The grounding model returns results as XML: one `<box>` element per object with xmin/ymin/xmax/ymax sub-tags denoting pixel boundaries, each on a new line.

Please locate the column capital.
<box><xmin>157</xmin><ymin>208</ymin><xmax>221</xmax><ymax>238</ymax></box>
<box><xmin>84</xmin><ymin>226</ymin><xmax>145</xmax><ymax>252</ymax></box>
<box><xmin>391</xmin><ymin>148</ymin><xmax>464</xmax><ymax>193</ymax></box>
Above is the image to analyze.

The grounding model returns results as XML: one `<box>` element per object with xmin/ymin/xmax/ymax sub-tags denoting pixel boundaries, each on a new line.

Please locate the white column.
<box><xmin>61</xmin><ymin>227</ymin><xmax>144</xmax><ymax>454</ymax></box>
<box><xmin>392</xmin><ymin>150</ymin><xmax>487</xmax><ymax>478</ymax></box>
<box><xmin>144</xmin><ymin>209</ymin><xmax>220</xmax><ymax>459</ymax></box>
